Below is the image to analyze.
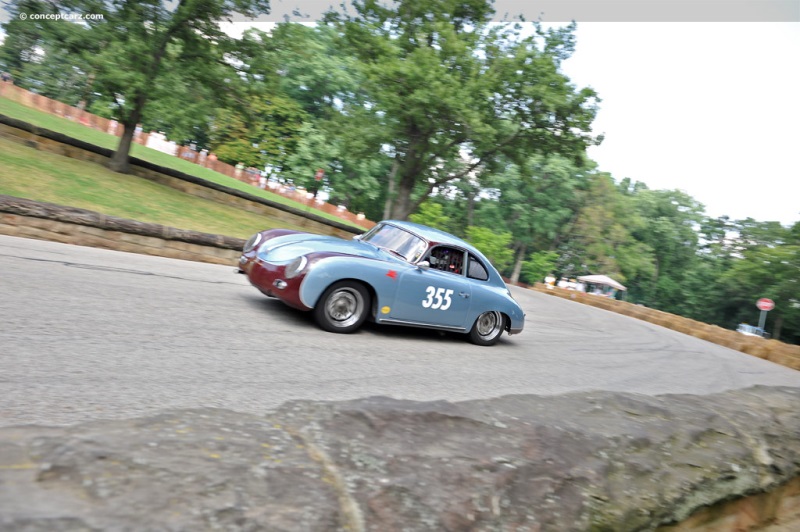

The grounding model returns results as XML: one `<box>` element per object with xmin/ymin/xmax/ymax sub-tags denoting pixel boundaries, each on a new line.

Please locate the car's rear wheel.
<box><xmin>314</xmin><ymin>281</ymin><xmax>370</xmax><ymax>334</ymax></box>
<box><xmin>468</xmin><ymin>311</ymin><xmax>505</xmax><ymax>346</ymax></box>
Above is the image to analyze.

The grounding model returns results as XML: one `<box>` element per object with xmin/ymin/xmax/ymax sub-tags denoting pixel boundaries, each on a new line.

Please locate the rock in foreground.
<box><xmin>1</xmin><ymin>386</ymin><xmax>799</xmax><ymax>531</ymax></box>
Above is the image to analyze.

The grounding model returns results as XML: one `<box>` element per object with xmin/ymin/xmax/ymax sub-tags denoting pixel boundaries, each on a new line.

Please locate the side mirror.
<box><xmin>353</xmin><ymin>235</ymin><xmax>362</xmax><ymax>241</ymax></box>
<box><xmin>417</xmin><ymin>261</ymin><xmax>430</xmax><ymax>271</ymax></box>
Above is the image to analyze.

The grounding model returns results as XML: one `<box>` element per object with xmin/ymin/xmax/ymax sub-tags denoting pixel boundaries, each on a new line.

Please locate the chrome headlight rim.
<box><xmin>243</xmin><ymin>233</ymin><xmax>263</xmax><ymax>253</ymax></box>
<box><xmin>284</xmin><ymin>255</ymin><xmax>308</xmax><ymax>279</ymax></box>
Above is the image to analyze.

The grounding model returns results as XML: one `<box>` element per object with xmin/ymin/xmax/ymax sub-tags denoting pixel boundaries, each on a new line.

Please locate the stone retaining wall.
<box><xmin>0</xmin><ymin>195</ymin><xmax>245</xmax><ymax>266</ymax></box>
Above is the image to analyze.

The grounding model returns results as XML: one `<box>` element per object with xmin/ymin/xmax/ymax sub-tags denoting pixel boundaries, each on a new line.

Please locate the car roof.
<box><xmin>384</xmin><ymin>220</ymin><xmax>485</xmax><ymax>257</ymax></box>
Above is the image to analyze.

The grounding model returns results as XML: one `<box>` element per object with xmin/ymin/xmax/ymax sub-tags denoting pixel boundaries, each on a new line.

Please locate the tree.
<box><xmin>278</xmin><ymin>120</ymin><xmax>389</xmax><ymax>220</ymax></box>
<box><xmin>627</xmin><ymin>188</ymin><xmax>705</xmax><ymax>312</ymax></box>
<box><xmin>465</xmin><ymin>226</ymin><xmax>514</xmax><ymax>272</ymax></box>
<box><xmin>0</xmin><ymin>1</ymin><xmax>99</xmax><ymax>106</ymax></box>
<box><xmin>208</xmin><ymin>93</ymin><xmax>307</xmax><ymax>168</ymax></box>
<box><xmin>232</xmin><ymin>23</ymin><xmax>389</xmax><ymax>216</ymax></box>
<box><xmin>326</xmin><ymin>0</ymin><xmax>600</xmax><ymax>220</ymax></box>
<box><xmin>521</xmin><ymin>250</ymin><xmax>559</xmax><ymax>285</ymax></box>
<box><xmin>50</xmin><ymin>0</ymin><xmax>271</xmax><ymax>173</ymax></box>
<box><xmin>558</xmin><ymin>173</ymin><xmax>654</xmax><ymax>285</ymax></box>
<box><xmin>720</xmin><ymin>244</ymin><xmax>800</xmax><ymax>342</ymax></box>
<box><xmin>475</xmin><ymin>155</ymin><xmax>588</xmax><ymax>283</ymax></box>
<box><xmin>409</xmin><ymin>201</ymin><xmax>450</xmax><ymax>231</ymax></box>
<box><xmin>713</xmin><ymin>220</ymin><xmax>800</xmax><ymax>342</ymax></box>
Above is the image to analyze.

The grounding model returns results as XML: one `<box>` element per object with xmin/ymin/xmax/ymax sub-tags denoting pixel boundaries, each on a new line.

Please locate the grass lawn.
<box><xmin>0</xmin><ymin>96</ymin><xmax>363</xmax><ymax>229</ymax></box>
<box><xmin>0</xmin><ymin>136</ymin><xmax>316</xmax><ymax>238</ymax></box>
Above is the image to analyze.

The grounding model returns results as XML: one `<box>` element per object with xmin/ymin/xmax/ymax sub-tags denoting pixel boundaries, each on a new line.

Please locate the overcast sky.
<box><xmin>559</xmin><ymin>22</ymin><xmax>799</xmax><ymax>226</ymax></box>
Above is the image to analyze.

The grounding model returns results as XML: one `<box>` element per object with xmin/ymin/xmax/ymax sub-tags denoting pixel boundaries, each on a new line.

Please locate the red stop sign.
<box><xmin>756</xmin><ymin>298</ymin><xmax>775</xmax><ymax>311</ymax></box>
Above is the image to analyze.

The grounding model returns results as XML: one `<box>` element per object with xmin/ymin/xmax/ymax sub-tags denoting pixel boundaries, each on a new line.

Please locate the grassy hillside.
<box><xmin>0</xmin><ymin>136</ymin><xmax>317</xmax><ymax>238</ymax></box>
<box><xmin>0</xmin><ymin>97</ymin><xmax>362</xmax><ymax>229</ymax></box>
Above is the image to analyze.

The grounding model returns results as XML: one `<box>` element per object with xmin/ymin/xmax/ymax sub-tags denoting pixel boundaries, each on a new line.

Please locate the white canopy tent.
<box><xmin>577</xmin><ymin>274</ymin><xmax>627</xmax><ymax>292</ymax></box>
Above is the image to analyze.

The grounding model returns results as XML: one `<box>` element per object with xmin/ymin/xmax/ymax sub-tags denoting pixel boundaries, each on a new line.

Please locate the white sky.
<box><xmin>559</xmin><ymin>22</ymin><xmax>800</xmax><ymax>226</ymax></box>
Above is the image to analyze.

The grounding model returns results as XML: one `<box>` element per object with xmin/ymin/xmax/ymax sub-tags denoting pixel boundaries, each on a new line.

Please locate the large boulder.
<box><xmin>1</xmin><ymin>386</ymin><xmax>799</xmax><ymax>531</ymax></box>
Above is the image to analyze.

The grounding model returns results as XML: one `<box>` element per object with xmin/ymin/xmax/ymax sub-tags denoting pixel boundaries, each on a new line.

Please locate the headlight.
<box><xmin>243</xmin><ymin>233</ymin><xmax>262</xmax><ymax>253</ymax></box>
<box><xmin>284</xmin><ymin>256</ymin><xmax>308</xmax><ymax>279</ymax></box>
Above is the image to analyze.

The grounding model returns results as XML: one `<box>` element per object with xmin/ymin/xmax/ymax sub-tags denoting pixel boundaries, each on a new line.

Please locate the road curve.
<box><xmin>2</xmin><ymin>234</ymin><xmax>799</xmax><ymax>427</ymax></box>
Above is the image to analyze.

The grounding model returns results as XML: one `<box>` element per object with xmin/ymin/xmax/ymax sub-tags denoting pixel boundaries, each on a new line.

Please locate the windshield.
<box><xmin>362</xmin><ymin>223</ymin><xmax>428</xmax><ymax>262</ymax></box>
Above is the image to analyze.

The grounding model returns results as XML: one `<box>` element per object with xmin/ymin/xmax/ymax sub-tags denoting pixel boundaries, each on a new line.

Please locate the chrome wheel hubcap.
<box><xmin>326</xmin><ymin>288</ymin><xmax>363</xmax><ymax>327</ymax></box>
<box><xmin>476</xmin><ymin>311</ymin><xmax>502</xmax><ymax>338</ymax></box>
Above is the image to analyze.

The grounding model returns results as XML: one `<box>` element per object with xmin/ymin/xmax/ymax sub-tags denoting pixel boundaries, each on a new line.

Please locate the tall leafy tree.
<box><xmin>48</xmin><ymin>0</ymin><xmax>271</xmax><ymax>172</ymax></box>
<box><xmin>558</xmin><ymin>173</ymin><xmax>654</xmax><ymax>285</ymax></box>
<box><xmin>720</xmin><ymin>242</ymin><xmax>800</xmax><ymax>341</ymax></box>
<box><xmin>475</xmin><ymin>155</ymin><xmax>588</xmax><ymax>282</ymax></box>
<box><xmin>281</xmin><ymin>119</ymin><xmax>389</xmax><ymax>219</ymax></box>
<box><xmin>208</xmin><ymin>92</ymin><xmax>307</xmax><ymax>168</ymax></box>
<box><xmin>712</xmin><ymin>220</ymin><xmax>800</xmax><ymax>341</ymax></box>
<box><xmin>325</xmin><ymin>0</ymin><xmax>600</xmax><ymax>220</ymax></box>
<box><xmin>0</xmin><ymin>1</ymin><xmax>99</xmax><ymax>105</ymax></box>
<box><xmin>230</xmin><ymin>23</ymin><xmax>389</xmax><ymax>214</ymax></box>
<box><xmin>628</xmin><ymin>188</ymin><xmax>705</xmax><ymax>312</ymax></box>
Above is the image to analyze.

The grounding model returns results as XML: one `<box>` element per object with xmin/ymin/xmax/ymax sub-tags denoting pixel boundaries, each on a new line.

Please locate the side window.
<box><xmin>427</xmin><ymin>246</ymin><xmax>465</xmax><ymax>275</ymax></box>
<box><xmin>467</xmin><ymin>254</ymin><xmax>489</xmax><ymax>281</ymax></box>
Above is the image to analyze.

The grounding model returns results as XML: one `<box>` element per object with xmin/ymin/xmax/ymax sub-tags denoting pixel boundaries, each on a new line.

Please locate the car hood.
<box><xmin>258</xmin><ymin>233</ymin><xmax>392</xmax><ymax>263</ymax></box>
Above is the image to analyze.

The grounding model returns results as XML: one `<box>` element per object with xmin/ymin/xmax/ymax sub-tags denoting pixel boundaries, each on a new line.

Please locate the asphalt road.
<box><xmin>2</xmin><ymin>234</ymin><xmax>799</xmax><ymax>427</ymax></box>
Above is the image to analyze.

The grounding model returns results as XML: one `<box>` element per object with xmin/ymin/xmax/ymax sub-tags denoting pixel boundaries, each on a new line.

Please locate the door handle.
<box><xmin>459</xmin><ymin>292</ymin><xmax>470</xmax><ymax>298</ymax></box>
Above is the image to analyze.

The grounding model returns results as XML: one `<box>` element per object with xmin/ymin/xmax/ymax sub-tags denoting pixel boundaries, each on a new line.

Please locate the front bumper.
<box><xmin>242</xmin><ymin>256</ymin><xmax>310</xmax><ymax>311</ymax></box>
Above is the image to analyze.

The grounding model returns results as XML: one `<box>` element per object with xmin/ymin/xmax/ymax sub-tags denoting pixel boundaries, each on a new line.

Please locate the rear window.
<box><xmin>467</xmin><ymin>255</ymin><xmax>489</xmax><ymax>281</ymax></box>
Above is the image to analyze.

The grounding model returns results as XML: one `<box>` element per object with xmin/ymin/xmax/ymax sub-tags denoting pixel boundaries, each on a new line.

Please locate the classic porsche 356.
<box><xmin>238</xmin><ymin>220</ymin><xmax>524</xmax><ymax>346</ymax></box>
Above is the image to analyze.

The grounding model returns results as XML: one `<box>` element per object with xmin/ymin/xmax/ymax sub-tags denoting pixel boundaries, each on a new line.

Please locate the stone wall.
<box><xmin>0</xmin><ymin>195</ymin><xmax>245</xmax><ymax>266</ymax></box>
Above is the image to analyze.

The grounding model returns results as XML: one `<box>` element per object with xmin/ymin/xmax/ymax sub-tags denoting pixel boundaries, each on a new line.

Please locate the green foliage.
<box><xmin>209</xmin><ymin>94</ymin><xmax>307</xmax><ymax>168</ymax></box>
<box><xmin>559</xmin><ymin>173</ymin><xmax>654</xmax><ymax>284</ymax></box>
<box><xmin>465</xmin><ymin>226</ymin><xmax>514</xmax><ymax>272</ymax></box>
<box><xmin>409</xmin><ymin>202</ymin><xmax>450</xmax><ymax>231</ymax></box>
<box><xmin>0</xmin><ymin>0</ymin><xmax>272</xmax><ymax>170</ymax></box>
<box><xmin>326</xmin><ymin>0</ymin><xmax>599</xmax><ymax>220</ymax></box>
<box><xmin>230</xmin><ymin>21</ymin><xmax>388</xmax><ymax>218</ymax></box>
<box><xmin>280</xmin><ymin>120</ymin><xmax>388</xmax><ymax>220</ymax></box>
<box><xmin>521</xmin><ymin>251</ymin><xmax>559</xmax><ymax>285</ymax></box>
<box><xmin>720</xmin><ymin>243</ymin><xmax>800</xmax><ymax>342</ymax></box>
<box><xmin>473</xmin><ymin>154</ymin><xmax>589</xmax><ymax>282</ymax></box>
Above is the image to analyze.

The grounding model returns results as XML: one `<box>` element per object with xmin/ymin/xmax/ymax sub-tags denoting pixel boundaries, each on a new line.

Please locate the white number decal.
<box><xmin>422</xmin><ymin>286</ymin><xmax>435</xmax><ymax>308</ymax></box>
<box><xmin>440</xmin><ymin>288</ymin><xmax>453</xmax><ymax>310</ymax></box>
<box><xmin>422</xmin><ymin>286</ymin><xmax>454</xmax><ymax>310</ymax></box>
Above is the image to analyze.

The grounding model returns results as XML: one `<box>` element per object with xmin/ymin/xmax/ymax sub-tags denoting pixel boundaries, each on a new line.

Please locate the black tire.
<box><xmin>468</xmin><ymin>311</ymin><xmax>505</xmax><ymax>346</ymax></box>
<box><xmin>313</xmin><ymin>281</ymin><xmax>370</xmax><ymax>334</ymax></box>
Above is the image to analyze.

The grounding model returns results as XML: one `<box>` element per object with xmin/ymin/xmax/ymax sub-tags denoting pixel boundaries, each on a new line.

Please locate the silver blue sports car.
<box><xmin>238</xmin><ymin>220</ymin><xmax>525</xmax><ymax>345</ymax></box>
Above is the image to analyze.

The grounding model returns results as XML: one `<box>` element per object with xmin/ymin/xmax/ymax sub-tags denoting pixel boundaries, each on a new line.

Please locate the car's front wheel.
<box><xmin>314</xmin><ymin>281</ymin><xmax>370</xmax><ymax>334</ymax></box>
<box><xmin>468</xmin><ymin>311</ymin><xmax>505</xmax><ymax>346</ymax></box>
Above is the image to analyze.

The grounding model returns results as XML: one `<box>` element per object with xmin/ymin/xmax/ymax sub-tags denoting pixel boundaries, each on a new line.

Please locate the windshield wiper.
<box><xmin>385</xmin><ymin>248</ymin><xmax>407</xmax><ymax>261</ymax></box>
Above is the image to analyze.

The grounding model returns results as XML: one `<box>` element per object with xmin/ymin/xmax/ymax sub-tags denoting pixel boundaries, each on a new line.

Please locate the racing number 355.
<box><xmin>422</xmin><ymin>286</ymin><xmax>453</xmax><ymax>310</ymax></box>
